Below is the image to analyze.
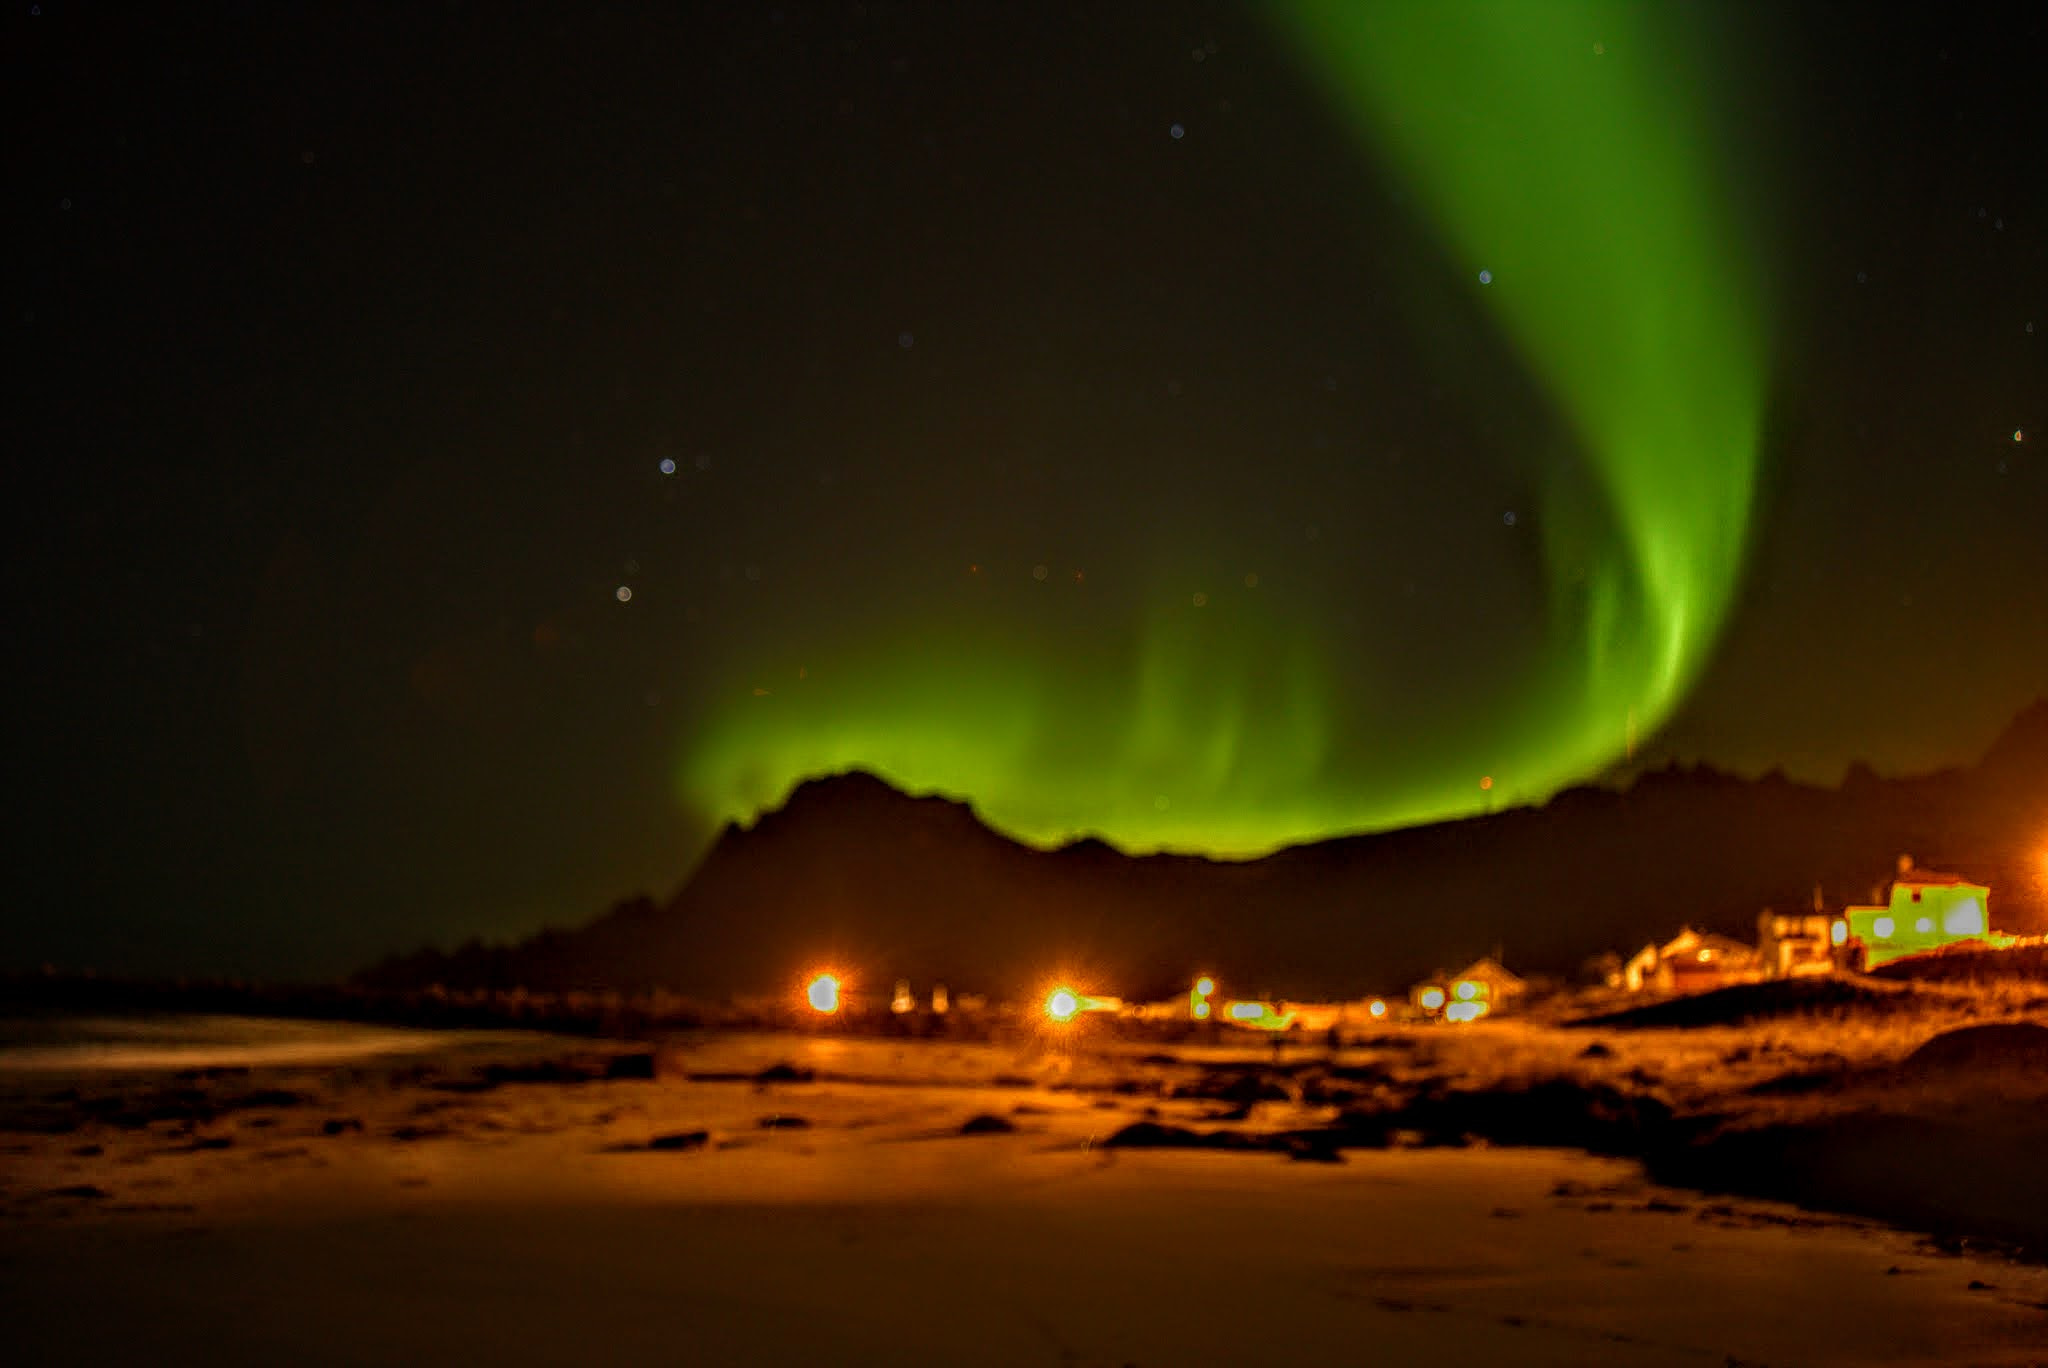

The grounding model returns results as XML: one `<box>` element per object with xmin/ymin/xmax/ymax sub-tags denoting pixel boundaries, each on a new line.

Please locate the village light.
<box><xmin>1195</xmin><ymin>977</ymin><xmax>1215</xmax><ymax>996</ymax></box>
<box><xmin>1222</xmin><ymin>1000</ymin><xmax>1297</xmax><ymax>1031</ymax></box>
<box><xmin>806</xmin><ymin>973</ymin><xmax>842</xmax><ymax>1014</ymax></box>
<box><xmin>1190</xmin><ymin>976</ymin><xmax>1216</xmax><ymax>1020</ymax></box>
<box><xmin>891</xmin><ymin>980</ymin><xmax>915</xmax><ymax>1014</ymax></box>
<box><xmin>1831</xmin><ymin>920</ymin><xmax>1848</xmax><ymax>946</ymax></box>
<box><xmin>1419</xmin><ymin>986</ymin><xmax>1446</xmax><ymax>1011</ymax></box>
<box><xmin>1444</xmin><ymin>1001</ymin><xmax>1488</xmax><ymax>1024</ymax></box>
<box><xmin>1454</xmin><ymin>980</ymin><xmax>1478</xmax><ymax>1000</ymax></box>
<box><xmin>1873</xmin><ymin>916</ymin><xmax>1895</xmax><ymax>938</ymax></box>
<box><xmin>1045</xmin><ymin>987</ymin><xmax>1081</xmax><ymax>1022</ymax></box>
<box><xmin>1915</xmin><ymin>916</ymin><xmax>1934</xmax><ymax>934</ymax></box>
<box><xmin>1368</xmin><ymin>999</ymin><xmax>1387</xmax><ymax>1018</ymax></box>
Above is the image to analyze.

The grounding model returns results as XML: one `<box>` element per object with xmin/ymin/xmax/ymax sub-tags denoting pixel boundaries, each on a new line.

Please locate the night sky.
<box><xmin>18</xmin><ymin>2</ymin><xmax>2044</xmax><ymax>979</ymax></box>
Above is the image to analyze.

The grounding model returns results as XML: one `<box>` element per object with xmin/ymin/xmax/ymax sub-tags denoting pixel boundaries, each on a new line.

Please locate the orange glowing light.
<box><xmin>806</xmin><ymin>974</ymin><xmax>842</xmax><ymax>1014</ymax></box>
<box><xmin>1221</xmin><ymin>1000</ymin><xmax>1296</xmax><ymax>1031</ymax></box>
<box><xmin>1193</xmin><ymin>1002</ymin><xmax>1211</xmax><ymax>1019</ymax></box>
<box><xmin>1419</xmin><ymin>987</ymin><xmax>1446</xmax><ymax>1011</ymax></box>
<box><xmin>1479</xmin><ymin>775</ymin><xmax>1493</xmax><ymax>791</ymax></box>
<box><xmin>1195</xmin><ymin>977</ymin><xmax>1215</xmax><ymax>996</ymax></box>
<box><xmin>1045</xmin><ymin>987</ymin><xmax>1081</xmax><ymax>1022</ymax></box>
<box><xmin>1368</xmin><ymin>999</ymin><xmax>1387</xmax><ymax>1018</ymax></box>
<box><xmin>1873</xmin><ymin>916</ymin><xmax>1895</xmax><ymax>939</ymax></box>
<box><xmin>1831</xmin><ymin>919</ymin><xmax>1848</xmax><ymax>946</ymax></box>
<box><xmin>1444</xmin><ymin>1001</ymin><xmax>1488</xmax><ymax>1024</ymax></box>
<box><xmin>1454</xmin><ymin>980</ymin><xmax>1478</xmax><ymax>1001</ymax></box>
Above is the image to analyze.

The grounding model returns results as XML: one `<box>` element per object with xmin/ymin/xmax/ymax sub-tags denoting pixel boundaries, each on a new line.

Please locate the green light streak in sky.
<box><xmin>678</xmin><ymin>0</ymin><xmax>1765</xmax><ymax>855</ymax></box>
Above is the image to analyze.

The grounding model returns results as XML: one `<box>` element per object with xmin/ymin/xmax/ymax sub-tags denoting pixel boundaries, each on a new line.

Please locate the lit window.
<box><xmin>1830</xmin><ymin>920</ymin><xmax>1848</xmax><ymax>946</ymax></box>
<box><xmin>1914</xmin><ymin>917</ymin><xmax>1933</xmax><ymax>934</ymax></box>
<box><xmin>1943</xmin><ymin>898</ymin><xmax>1986</xmax><ymax>936</ymax></box>
<box><xmin>1419</xmin><ymin>987</ymin><xmax>1446</xmax><ymax>1011</ymax></box>
<box><xmin>1873</xmin><ymin>917</ymin><xmax>1895</xmax><ymax>938</ymax></box>
<box><xmin>1454</xmin><ymin>981</ymin><xmax>1478</xmax><ymax>1001</ymax></box>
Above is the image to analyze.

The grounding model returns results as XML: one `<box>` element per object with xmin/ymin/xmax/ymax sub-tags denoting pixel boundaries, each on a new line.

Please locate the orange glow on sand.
<box><xmin>806</xmin><ymin>974</ymin><xmax>842</xmax><ymax>1014</ymax></box>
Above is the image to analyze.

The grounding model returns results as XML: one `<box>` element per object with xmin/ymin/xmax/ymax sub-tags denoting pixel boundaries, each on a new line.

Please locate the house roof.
<box><xmin>1661</xmin><ymin>930</ymin><xmax>1754</xmax><ymax>962</ymax></box>
<box><xmin>1893</xmin><ymin>871</ymin><xmax>1983</xmax><ymax>890</ymax></box>
<box><xmin>1452</xmin><ymin>957</ymin><xmax>1525</xmax><ymax>988</ymax></box>
<box><xmin>1658</xmin><ymin>926</ymin><xmax>1703</xmax><ymax>955</ymax></box>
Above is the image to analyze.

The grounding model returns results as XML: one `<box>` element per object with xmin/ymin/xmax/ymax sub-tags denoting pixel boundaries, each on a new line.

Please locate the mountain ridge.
<box><xmin>357</xmin><ymin>699</ymin><xmax>2048</xmax><ymax>999</ymax></box>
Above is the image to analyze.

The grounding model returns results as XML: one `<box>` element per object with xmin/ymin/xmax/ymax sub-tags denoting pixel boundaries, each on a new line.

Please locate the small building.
<box><xmin>1409</xmin><ymin>959</ymin><xmax>1524</xmax><ymax>1022</ymax></box>
<box><xmin>1625</xmin><ymin>927</ymin><xmax>1762</xmax><ymax>994</ymax></box>
<box><xmin>1757</xmin><ymin>908</ymin><xmax>1835</xmax><ymax>979</ymax></box>
<box><xmin>1839</xmin><ymin>866</ymin><xmax>1993</xmax><ymax>969</ymax></box>
<box><xmin>1444</xmin><ymin>958</ymin><xmax>1525</xmax><ymax>1020</ymax></box>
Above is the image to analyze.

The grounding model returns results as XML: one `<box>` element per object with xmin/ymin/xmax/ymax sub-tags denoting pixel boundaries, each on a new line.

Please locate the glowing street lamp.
<box><xmin>1043</xmin><ymin>985</ymin><xmax>1122</xmax><ymax>1023</ymax></box>
<box><xmin>806</xmin><ymin>973</ymin><xmax>842</xmax><ymax>1015</ymax></box>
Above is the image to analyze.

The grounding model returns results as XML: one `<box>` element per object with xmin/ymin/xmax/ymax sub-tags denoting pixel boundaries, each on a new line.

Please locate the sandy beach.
<box><xmin>3</xmin><ymin>1019</ymin><xmax>2044</xmax><ymax>1366</ymax></box>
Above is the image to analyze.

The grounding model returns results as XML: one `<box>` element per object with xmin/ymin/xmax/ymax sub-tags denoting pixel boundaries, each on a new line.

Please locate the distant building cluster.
<box><xmin>795</xmin><ymin>952</ymin><xmax>1538</xmax><ymax>1039</ymax></box>
<box><xmin>793</xmin><ymin>856</ymin><xmax>2029</xmax><ymax>1033</ymax></box>
<box><xmin>1606</xmin><ymin>856</ymin><xmax>2016</xmax><ymax>996</ymax></box>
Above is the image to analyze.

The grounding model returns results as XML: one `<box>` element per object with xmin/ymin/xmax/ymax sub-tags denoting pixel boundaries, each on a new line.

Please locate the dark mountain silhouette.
<box><xmin>357</xmin><ymin>700</ymin><xmax>2048</xmax><ymax>1000</ymax></box>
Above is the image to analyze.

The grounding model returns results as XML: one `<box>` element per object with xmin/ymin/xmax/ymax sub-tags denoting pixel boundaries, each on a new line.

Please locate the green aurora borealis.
<box><xmin>679</xmin><ymin>0</ymin><xmax>1768</xmax><ymax>856</ymax></box>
